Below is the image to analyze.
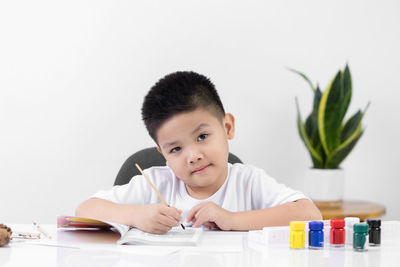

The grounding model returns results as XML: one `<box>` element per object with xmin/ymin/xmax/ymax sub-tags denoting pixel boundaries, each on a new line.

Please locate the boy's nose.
<box><xmin>187</xmin><ymin>149</ymin><xmax>203</xmax><ymax>164</ymax></box>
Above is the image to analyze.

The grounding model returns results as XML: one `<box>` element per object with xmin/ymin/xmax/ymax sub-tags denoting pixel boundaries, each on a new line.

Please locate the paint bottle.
<box><xmin>353</xmin><ymin>223</ymin><xmax>369</xmax><ymax>251</ymax></box>
<box><xmin>290</xmin><ymin>221</ymin><xmax>305</xmax><ymax>249</ymax></box>
<box><xmin>366</xmin><ymin>219</ymin><xmax>381</xmax><ymax>246</ymax></box>
<box><xmin>323</xmin><ymin>220</ymin><xmax>331</xmax><ymax>244</ymax></box>
<box><xmin>345</xmin><ymin>217</ymin><xmax>360</xmax><ymax>245</ymax></box>
<box><xmin>330</xmin><ymin>219</ymin><xmax>345</xmax><ymax>247</ymax></box>
<box><xmin>309</xmin><ymin>221</ymin><xmax>324</xmax><ymax>249</ymax></box>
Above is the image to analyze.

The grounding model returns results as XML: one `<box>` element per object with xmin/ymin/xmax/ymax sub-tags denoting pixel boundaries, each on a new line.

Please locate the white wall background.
<box><xmin>1</xmin><ymin>0</ymin><xmax>399</xmax><ymax>223</ymax></box>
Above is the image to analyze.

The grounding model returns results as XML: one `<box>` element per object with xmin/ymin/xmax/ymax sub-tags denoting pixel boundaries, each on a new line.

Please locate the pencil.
<box><xmin>33</xmin><ymin>221</ymin><xmax>52</xmax><ymax>239</ymax></box>
<box><xmin>135</xmin><ymin>163</ymin><xmax>185</xmax><ymax>230</ymax></box>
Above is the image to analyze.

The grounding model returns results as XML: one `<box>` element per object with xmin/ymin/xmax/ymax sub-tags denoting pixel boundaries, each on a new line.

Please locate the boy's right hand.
<box><xmin>130</xmin><ymin>204</ymin><xmax>182</xmax><ymax>234</ymax></box>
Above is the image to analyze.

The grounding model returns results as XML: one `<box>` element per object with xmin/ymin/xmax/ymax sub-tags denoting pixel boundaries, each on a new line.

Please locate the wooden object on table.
<box><xmin>314</xmin><ymin>200</ymin><xmax>386</xmax><ymax>221</ymax></box>
<box><xmin>0</xmin><ymin>224</ymin><xmax>12</xmax><ymax>246</ymax></box>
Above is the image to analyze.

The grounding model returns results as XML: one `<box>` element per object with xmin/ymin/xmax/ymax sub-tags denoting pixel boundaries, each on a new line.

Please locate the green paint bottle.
<box><xmin>353</xmin><ymin>223</ymin><xmax>369</xmax><ymax>251</ymax></box>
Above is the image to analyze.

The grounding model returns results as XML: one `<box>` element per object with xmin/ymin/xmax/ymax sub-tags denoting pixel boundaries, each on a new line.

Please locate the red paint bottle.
<box><xmin>330</xmin><ymin>219</ymin><xmax>345</xmax><ymax>247</ymax></box>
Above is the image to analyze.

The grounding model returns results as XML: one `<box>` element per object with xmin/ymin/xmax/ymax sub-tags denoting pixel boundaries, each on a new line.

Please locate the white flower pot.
<box><xmin>305</xmin><ymin>168</ymin><xmax>345</xmax><ymax>202</ymax></box>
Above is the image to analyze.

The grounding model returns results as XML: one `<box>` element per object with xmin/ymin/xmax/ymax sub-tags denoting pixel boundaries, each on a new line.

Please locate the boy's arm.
<box><xmin>75</xmin><ymin>198</ymin><xmax>182</xmax><ymax>234</ymax></box>
<box><xmin>75</xmin><ymin>198</ymin><xmax>141</xmax><ymax>226</ymax></box>
<box><xmin>230</xmin><ymin>198</ymin><xmax>322</xmax><ymax>230</ymax></box>
<box><xmin>187</xmin><ymin>199</ymin><xmax>322</xmax><ymax>230</ymax></box>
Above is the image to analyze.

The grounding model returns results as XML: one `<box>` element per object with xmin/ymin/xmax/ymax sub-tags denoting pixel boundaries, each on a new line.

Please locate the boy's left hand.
<box><xmin>186</xmin><ymin>202</ymin><xmax>233</xmax><ymax>230</ymax></box>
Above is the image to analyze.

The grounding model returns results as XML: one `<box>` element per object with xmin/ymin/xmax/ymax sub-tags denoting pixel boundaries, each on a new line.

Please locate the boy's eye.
<box><xmin>170</xmin><ymin>147</ymin><xmax>181</xmax><ymax>153</ymax></box>
<box><xmin>197</xmin><ymin>134</ymin><xmax>208</xmax><ymax>141</ymax></box>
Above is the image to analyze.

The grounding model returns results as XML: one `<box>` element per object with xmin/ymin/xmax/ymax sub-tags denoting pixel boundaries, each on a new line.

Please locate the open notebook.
<box><xmin>57</xmin><ymin>215</ymin><xmax>203</xmax><ymax>246</ymax></box>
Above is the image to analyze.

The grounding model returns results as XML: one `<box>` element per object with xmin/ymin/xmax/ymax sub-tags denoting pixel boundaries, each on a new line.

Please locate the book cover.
<box><xmin>57</xmin><ymin>215</ymin><xmax>111</xmax><ymax>229</ymax></box>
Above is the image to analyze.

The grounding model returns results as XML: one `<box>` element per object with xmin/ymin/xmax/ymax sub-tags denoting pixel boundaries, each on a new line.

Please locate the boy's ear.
<box><xmin>223</xmin><ymin>113</ymin><xmax>235</xmax><ymax>140</ymax></box>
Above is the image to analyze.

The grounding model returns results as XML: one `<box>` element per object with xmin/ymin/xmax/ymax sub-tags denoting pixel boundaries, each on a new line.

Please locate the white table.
<box><xmin>1</xmin><ymin>224</ymin><xmax>399</xmax><ymax>267</ymax></box>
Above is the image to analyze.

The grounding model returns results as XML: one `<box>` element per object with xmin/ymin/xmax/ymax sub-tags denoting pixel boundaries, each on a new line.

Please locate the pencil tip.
<box><xmin>181</xmin><ymin>224</ymin><xmax>185</xmax><ymax>230</ymax></box>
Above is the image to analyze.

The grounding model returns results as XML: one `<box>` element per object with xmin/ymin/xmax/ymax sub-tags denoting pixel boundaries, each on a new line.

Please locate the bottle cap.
<box><xmin>290</xmin><ymin>221</ymin><xmax>305</xmax><ymax>231</ymax></box>
<box><xmin>345</xmin><ymin>217</ymin><xmax>360</xmax><ymax>226</ymax></box>
<box><xmin>366</xmin><ymin>219</ymin><xmax>381</xmax><ymax>228</ymax></box>
<box><xmin>309</xmin><ymin>221</ymin><xmax>323</xmax><ymax>231</ymax></box>
<box><xmin>331</xmin><ymin>219</ymin><xmax>345</xmax><ymax>228</ymax></box>
<box><xmin>354</xmin><ymin>223</ymin><xmax>369</xmax><ymax>233</ymax></box>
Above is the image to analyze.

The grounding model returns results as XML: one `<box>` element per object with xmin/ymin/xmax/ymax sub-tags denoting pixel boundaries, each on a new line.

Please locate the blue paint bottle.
<box><xmin>309</xmin><ymin>221</ymin><xmax>324</xmax><ymax>249</ymax></box>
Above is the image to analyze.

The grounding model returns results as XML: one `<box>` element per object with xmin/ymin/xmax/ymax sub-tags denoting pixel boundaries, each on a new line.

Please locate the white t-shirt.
<box><xmin>92</xmin><ymin>163</ymin><xmax>307</xmax><ymax>224</ymax></box>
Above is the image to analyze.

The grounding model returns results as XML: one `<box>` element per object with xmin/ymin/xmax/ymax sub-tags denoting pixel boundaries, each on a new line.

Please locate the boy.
<box><xmin>76</xmin><ymin>71</ymin><xmax>322</xmax><ymax>234</ymax></box>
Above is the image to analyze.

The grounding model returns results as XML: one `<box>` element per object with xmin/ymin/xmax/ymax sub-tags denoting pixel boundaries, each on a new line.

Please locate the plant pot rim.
<box><xmin>309</xmin><ymin>168</ymin><xmax>344</xmax><ymax>171</ymax></box>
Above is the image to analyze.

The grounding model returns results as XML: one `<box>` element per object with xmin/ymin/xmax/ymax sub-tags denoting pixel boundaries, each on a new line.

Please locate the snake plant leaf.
<box><xmin>305</xmin><ymin>86</ymin><xmax>322</xmax><ymax>149</ymax></box>
<box><xmin>288</xmin><ymin>68</ymin><xmax>316</xmax><ymax>92</ymax></box>
<box><xmin>340</xmin><ymin>110</ymin><xmax>362</xmax><ymax>143</ymax></box>
<box><xmin>318</xmin><ymin>70</ymin><xmax>351</xmax><ymax>155</ymax></box>
<box><xmin>325</xmin><ymin>130</ymin><xmax>364</xmax><ymax>169</ymax></box>
<box><xmin>340</xmin><ymin>102</ymin><xmax>370</xmax><ymax>144</ymax></box>
<box><xmin>341</xmin><ymin>64</ymin><xmax>352</xmax><ymax>121</ymax></box>
<box><xmin>311</xmin><ymin>86</ymin><xmax>326</xmax><ymax>166</ymax></box>
<box><xmin>296</xmin><ymin>98</ymin><xmax>323</xmax><ymax>167</ymax></box>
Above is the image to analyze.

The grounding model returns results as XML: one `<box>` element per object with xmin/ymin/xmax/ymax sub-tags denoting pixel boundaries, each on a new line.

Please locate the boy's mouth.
<box><xmin>191</xmin><ymin>164</ymin><xmax>211</xmax><ymax>174</ymax></box>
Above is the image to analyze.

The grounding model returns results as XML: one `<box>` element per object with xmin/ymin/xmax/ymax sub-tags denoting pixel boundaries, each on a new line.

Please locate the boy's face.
<box><xmin>156</xmin><ymin>108</ymin><xmax>235</xmax><ymax>199</ymax></box>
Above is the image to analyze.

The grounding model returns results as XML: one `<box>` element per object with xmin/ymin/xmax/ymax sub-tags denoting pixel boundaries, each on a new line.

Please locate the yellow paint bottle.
<box><xmin>290</xmin><ymin>221</ymin><xmax>305</xmax><ymax>249</ymax></box>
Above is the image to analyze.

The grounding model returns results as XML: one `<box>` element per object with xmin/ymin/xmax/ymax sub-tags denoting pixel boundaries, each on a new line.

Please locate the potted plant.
<box><xmin>290</xmin><ymin>64</ymin><xmax>369</xmax><ymax>203</ymax></box>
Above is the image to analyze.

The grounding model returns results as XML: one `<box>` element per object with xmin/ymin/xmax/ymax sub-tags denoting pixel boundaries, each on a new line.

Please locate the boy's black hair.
<box><xmin>142</xmin><ymin>71</ymin><xmax>226</xmax><ymax>143</ymax></box>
